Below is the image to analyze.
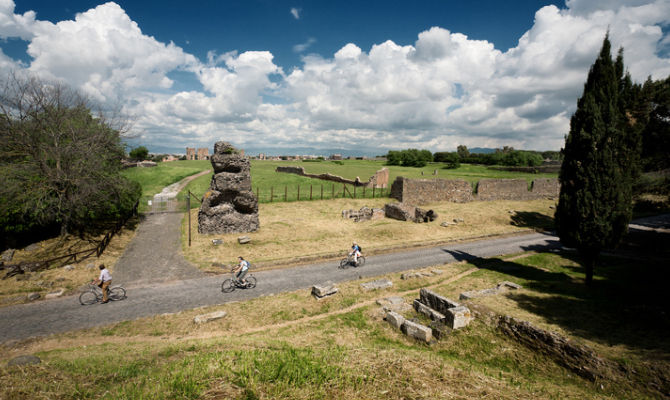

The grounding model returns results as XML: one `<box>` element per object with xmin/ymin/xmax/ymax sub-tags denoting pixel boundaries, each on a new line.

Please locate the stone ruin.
<box><xmin>198</xmin><ymin>142</ymin><xmax>259</xmax><ymax>234</ymax></box>
<box><xmin>383</xmin><ymin>202</ymin><xmax>438</xmax><ymax>223</ymax></box>
<box><xmin>342</xmin><ymin>206</ymin><xmax>385</xmax><ymax>222</ymax></box>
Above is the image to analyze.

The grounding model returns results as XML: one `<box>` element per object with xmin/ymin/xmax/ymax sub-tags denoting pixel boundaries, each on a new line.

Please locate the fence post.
<box><xmin>256</xmin><ymin>187</ymin><xmax>259</xmax><ymax>201</ymax></box>
<box><xmin>297</xmin><ymin>185</ymin><xmax>300</xmax><ymax>201</ymax></box>
<box><xmin>310</xmin><ymin>185</ymin><xmax>313</xmax><ymax>200</ymax></box>
<box><xmin>332</xmin><ymin>184</ymin><xmax>334</xmax><ymax>199</ymax></box>
<box><xmin>271</xmin><ymin>187</ymin><xmax>274</xmax><ymax>202</ymax></box>
<box><xmin>363</xmin><ymin>185</ymin><xmax>366</xmax><ymax>198</ymax></box>
<box><xmin>284</xmin><ymin>186</ymin><xmax>287</xmax><ymax>201</ymax></box>
<box><xmin>353</xmin><ymin>185</ymin><xmax>357</xmax><ymax>198</ymax></box>
<box><xmin>187</xmin><ymin>192</ymin><xmax>191</xmax><ymax>247</ymax></box>
<box><xmin>342</xmin><ymin>183</ymin><xmax>346</xmax><ymax>198</ymax></box>
<box><xmin>373</xmin><ymin>186</ymin><xmax>376</xmax><ymax>198</ymax></box>
<box><xmin>321</xmin><ymin>185</ymin><xmax>323</xmax><ymax>200</ymax></box>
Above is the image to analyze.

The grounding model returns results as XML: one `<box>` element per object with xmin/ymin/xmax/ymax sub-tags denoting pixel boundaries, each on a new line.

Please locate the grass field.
<box><xmin>169</xmin><ymin>159</ymin><xmax>559</xmax><ymax>205</ymax></box>
<box><xmin>2</xmin><ymin>251</ymin><xmax>667</xmax><ymax>399</ymax></box>
<box><xmin>181</xmin><ymin>197</ymin><xmax>556</xmax><ymax>271</ymax></box>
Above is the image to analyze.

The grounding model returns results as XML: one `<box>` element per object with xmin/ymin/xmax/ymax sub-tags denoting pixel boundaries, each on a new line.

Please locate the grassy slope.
<box><xmin>1</xmin><ymin>251</ymin><xmax>667</xmax><ymax>399</ymax></box>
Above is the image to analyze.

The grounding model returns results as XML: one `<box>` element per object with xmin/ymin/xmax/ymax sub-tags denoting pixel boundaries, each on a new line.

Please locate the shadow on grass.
<box><xmin>445</xmin><ymin>241</ymin><xmax>670</xmax><ymax>355</ymax></box>
<box><xmin>510</xmin><ymin>211</ymin><xmax>555</xmax><ymax>232</ymax></box>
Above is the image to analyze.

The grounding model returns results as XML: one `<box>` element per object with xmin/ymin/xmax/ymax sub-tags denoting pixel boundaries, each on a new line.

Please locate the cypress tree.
<box><xmin>555</xmin><ymin>35</ymin><xmax>636</xmax><ymax>285</ymax></box>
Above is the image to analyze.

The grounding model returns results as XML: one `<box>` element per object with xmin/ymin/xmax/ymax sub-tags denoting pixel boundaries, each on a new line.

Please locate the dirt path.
<box><xmin>112</xmin><ymin>171</ymin><xmax>210</xmax><ymax>285</ymax></box>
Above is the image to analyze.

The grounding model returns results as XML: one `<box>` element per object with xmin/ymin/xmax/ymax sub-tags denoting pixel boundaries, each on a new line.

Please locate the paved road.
<box><xmin>1</xmin><ymin>213</ymin><xmax>667</xmax><ymax>344</ymax></box>
<box><xmin>0</xmin><ymin>231</ymin><xmax>560</xmax><ymax>344</ymax></box>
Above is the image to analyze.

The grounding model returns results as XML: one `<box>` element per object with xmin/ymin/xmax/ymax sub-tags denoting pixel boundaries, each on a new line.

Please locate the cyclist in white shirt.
<box><xmin>233</xmin><ymin>256</ymin><xmax>249</xmax><ymax>285</ymax></box>
<box><xmin>92</xmin><ymin>264</ymin><xmax>112</xmax><ymax>303</ymax></box>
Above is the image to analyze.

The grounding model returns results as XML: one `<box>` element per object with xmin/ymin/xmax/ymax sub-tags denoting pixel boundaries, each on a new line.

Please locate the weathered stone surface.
<box><xmin>24</xmin><ymin>243</ymin><xmax>40</xmax><ymax>252</ymax></box>
<box><xmin>211</xmin><ymin>153</ymin><xmax>250</xmax><ymax>174</ymax></box>
<box><xmin>86</xmin><ymin>263</ymin><xmax>96</xmax><ymax>269</ymax></box>
<box><xmin>211</xmin><ymin>239</ymin><xmax>223</xmax><ymax>245</ymax></box>
<box><xmin>361</xmin><ymin>279</ymin><xmax>393</xmax><ymax>291</ymax></box>
<box><xmin>419</xmin><ymin>288</ymin><xmax>459</xmax><ymax>315</ymax></box>
<box><xmin>476</xmin><ymin>179</ymin><xmax>532</xmax><ymax>201</ymax></box>
<box><xmin>27</xmin><ymin>293</ymin><xmax>40</xmax><ymax>301</ymax></box>
<box><xmin>384</xmin><ymin>202</ymin><xmax>416</xmax><ymax>221</ymax></box>
<box><xmin>385</xmin><ymin>311</ymin><xmax>405</xmax><ymax>329</ymax></box>
<box><xmin>498</xmin><ymin>281</ymin><xmax>522</xmax><ymax>290</ymax></box>
<box><xmin>445</xmin><ymin>305</ymin><xmax>472</xmax><ymax>329</ymax></box>
<box><xmin>8</xmin><ymin>355</ymin><xmax>41</xmax><ymax>366</ymax></box>
<box><xmin>390</xmin><ymin>177</ymin><xmax>474</xmax><ymax>204</ymax></box>
<box><xmin>431</xmin><ymin>269</ymin><xmax>444</xmax><ymax>275</ymax></box>
<box><xmin>342</xmin><ymin>206</ymin><xmax>385</xmax><ymax>222</ymax></box>
<box><xmin>459</xmin><ymin>281</ymin><xmax>523</xmax><ymax>300</ymax></box>
<box><xmin>376</xmin><ymin>296</ymin><xmax>405</xmax><ymax>306</ymax></box>
<box><xmin>415</xmin><ymin>208</ymin><xmax>438</xmax><ymax>223</ymax></box>
<box><xmin>401</xmin><ymin>271</ymin><xmax>432</xmax><ymax>280</ymax></box>
<box><xmin>198</xmin><ymin>141</ymin><xmax>259</xmax><ymax>234</ymax></box>
<box><xmin>498</xmin><ymin>315</ymin><xmax>611</xmax><ymax>381</ymax></box>
<box><xmin>1</xmin><ymin>249</ymin><xmax>15</xmax><ymax>262</ymax></box>
<box><xmin>401</xmin><ymin>320</ymin><xmax>432</xmax><ymax>343</ymax></box>
<box><xmin>429</xmin><ymin>321</ymin><xmax>452</xmax><ymax>340</ymax></box>
<box><xmin>413</xmin><ymin>299</ymin><xmax>445</xmax><ymax>321</ymax></box>
<box><xmin>193</xmin><ymin>310</ymin><xmax>227</xmax><ymax>324</ymax></box>
<box><xmin>64</xmin><ymin>265</ymin><xmax>74</xmax><ymax>271</ymax></box>
<box><xmin>45</xmin><ymin>289</ymin><xmax>65</xmax><ymax>299</ymax></box>
<box><xmin>312</xmin><ymin>282</ymin><xmax>338</xmax><ymax>298</ymax></box>
<box><xmin>237</xmin><ymin>236</ymin><xmax>251</xmax><ymax>244</ymax></box>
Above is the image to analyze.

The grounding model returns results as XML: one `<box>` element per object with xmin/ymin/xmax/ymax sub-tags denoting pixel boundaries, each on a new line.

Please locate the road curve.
<box><xmin>0</xmin><ymin>231</ymin><xmax>561</xmax><ymax>344</ymax></box>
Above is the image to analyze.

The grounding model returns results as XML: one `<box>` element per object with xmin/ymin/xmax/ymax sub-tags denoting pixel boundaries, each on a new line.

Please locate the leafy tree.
<box><xmin>0</xmin><ymin>73</ymin><xmax>141</xmax><ymax>244</ymax></box>
<box><xmin>385</xmin><ymin>149</ymin><xmax>432</xmax><ymax>167</ymax></box>
<box><xmin>129</xmin><ymin>146</ymin><xmax>149</xmax><ymax>161</ymax></box>
<box><xmin>456</xmin><ymin>145</ymin><xmax>469</xmax><ymax>159</ymax></box>
<box><xmin>555</xmin><ymin>35</ymin><xmax>639</xmax><ymax>285</ymax></box>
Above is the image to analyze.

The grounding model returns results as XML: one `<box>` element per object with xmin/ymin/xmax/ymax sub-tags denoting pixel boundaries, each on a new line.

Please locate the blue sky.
<box><xmin>1</xmin><ymin>1</ymin><xmax>669</xmax><ymax>156</ymax></box>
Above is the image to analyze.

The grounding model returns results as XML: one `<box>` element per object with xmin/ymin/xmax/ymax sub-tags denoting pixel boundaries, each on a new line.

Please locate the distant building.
<box><xmin>162</xmin><ymin>155</ymin><xmax>179</xmax><ymax>162</ymax></box>
<box><xmin>186</xmin><ymin>147</ymin><xmax>210</xmax><ymax>160</ymax></box>
<box><xmin>258</xmin><ymin>153</ymin><xmax>266</xmax><ymax>160</ymax></box>
<box><xmin>330</xmin><ymin>154</ymin><xmax>342</xmax><ymax>160</ymax></box>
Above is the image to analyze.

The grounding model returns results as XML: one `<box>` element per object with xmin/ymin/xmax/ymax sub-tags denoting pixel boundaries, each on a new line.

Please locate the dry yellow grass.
<box><xmin>0</xmin><ymin>226</ymin><xmax>138</xmax><ymax>306</ymax></box>
<box><xmin>182</xmin><ymin>197</ymin><xmax>556</xmax><ymax>271</ymax></box>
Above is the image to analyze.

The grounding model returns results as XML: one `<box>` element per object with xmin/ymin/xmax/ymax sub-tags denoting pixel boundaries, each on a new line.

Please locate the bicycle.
<box><xmin>339</xmin><ymin>253</ymin><xmax>365</xmax><ymax>269</ymax></box>
<box><xmin>221</xmin><ymin>270</ymin><xmax>257</xmax><ymax>293</ymax></box>
<box><xmin>79</xmin><ymin>283</ymin><xmax>127</xmax><ymax>305</ymax></box>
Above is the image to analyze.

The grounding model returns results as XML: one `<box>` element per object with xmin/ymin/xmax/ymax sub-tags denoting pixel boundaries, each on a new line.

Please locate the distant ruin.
<box><xmin>275</xmin><ymin>166</ymin><xmax>389</xmax><ymax>188</ymax></box>
<box><xmin>198</xmin><ymin>142</ymin><xmax>259</xmax><ymax>234</ymax></box>
<box><xmin>390</xmin><ymin>177</ymin><xmax>559</xmax><ymax>205</ymax></box>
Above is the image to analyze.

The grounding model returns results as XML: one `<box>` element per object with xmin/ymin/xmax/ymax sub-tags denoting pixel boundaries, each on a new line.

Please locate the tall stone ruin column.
<box><xmin>198</xmin><ymin>142</ymin><xmax>260</xmax><ymax>234</ymax></box>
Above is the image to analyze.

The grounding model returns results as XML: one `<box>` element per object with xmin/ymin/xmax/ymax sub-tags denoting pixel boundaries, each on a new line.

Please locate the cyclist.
<box><xmin>349</xmin><ymin>241</ymin><xmax>362</xmax><ymax>265</ymax></box>
<box><xmin>92</xmin><ymin>264</ymin><xmax>112</xmax><ymax>304</ymax></box>
<box><xmin>233</xmin><ymin>256</ymin><xmax>250</xmax><ymax>286</ymax></box>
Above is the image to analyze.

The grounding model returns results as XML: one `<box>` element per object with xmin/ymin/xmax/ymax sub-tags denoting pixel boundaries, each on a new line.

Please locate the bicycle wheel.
<box><xmin>109</xmin><ymin>287</ymin><xmax>126</xmax><ymax>301</ymax></box>
<box><xmin>339</xmin><ymin>258</ymin><xmax>350</xmax><ymax>269</ymax></box>
<box><xmin>221</xmin><ymin>279</ymin><xmax>235</xmax><ymax>293</ymax></box>
<box><xmin>245</xmin><ymin>275</ymin><xmax>257</xmax><ymax>289</ymax></box>
<box><xmin>355</xmin><ymin>256</ymin><xmax>366</xmax><ymax>267</ymax></box>
<box><xmin>79</xmin><ymin>290</ymin><xmax>98</xmax><ymax>305</ymax></box>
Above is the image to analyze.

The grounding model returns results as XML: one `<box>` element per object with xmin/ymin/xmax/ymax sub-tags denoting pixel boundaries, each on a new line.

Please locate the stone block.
<box><xmin>419</xmin><ymin>288</ymin><xmax>459</xmax><ymax>314</ymax></box>
<box><xmin>384</xmin><ymin>202</ymin><xmax>416</xmax><ymax>222</ymax></box>
<box><xmin>193</xmin><ymin>310</ymin><xmax>227</xmax><ymax>324</ymax></box>
<box><xmin>385</xmin><ymin>311</ymin><xmax>405</xmax><ymax>329</ymax></box>
<box><xmin>413</xmin><ymin>299</ymin><xmax>445</xmax><ymax>321</ymax></box>
<box><xmin>64</xmin><ymin>265</ymin><xmax>74</xmax><ymax>271</ymax></box>
<box><xmin>27</xmin><ymin>293</ymin><xmax>40</xmax><ymax>301</ymax></box>
<box><xmin>361</xmin><ymin>279</ymin><xmax>393</xmax><ymax>291</ymax></box>
<box><xmin>376</xmin><ymin>296</ymin><xmax>405</xmax><ymax>306</ymax></box>
<box><xmin>429</xmin><ymin>321</ymin><xmax>452</xmax><ymax>340</ymax></box>
<box><xmin>237</xmin><ymin>236</ymin><xmax>251</xmax><ymax>244</ymax></box>
<box><xmin>45</xmin><ymin>289</ymin><xmax>65</xmax><ymax>299</ymax></box>
<box><xmin>445</xmin><ymin>306</ymin><xmax>472</xmax><ymax>329</ymax></box>
<box><xmin>401</xmin><ymin>320</ymin><xmax>432</xmax><ymax>343</ymax></box>
<box><xmin>498</xmin><ymin>281</ymin><xmax>522</xmax><ymax>290</ymax></box>
<box><xmin>211</xmin><ymin>239</ymin><xmax>223</xmax><ymax>245</ymax></box>
<box><xmin>1</xmin><ymin>249</ymin><xmax>15</xmax><ymax>262</ymax></box>
<box><xmin>312</xmin><ymin>283</ymin><xmax>338</xmax><ymax>298</ymax></box>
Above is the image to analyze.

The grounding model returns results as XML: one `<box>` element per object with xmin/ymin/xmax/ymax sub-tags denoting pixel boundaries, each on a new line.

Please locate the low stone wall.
<box><xmin>391</xmin><ymin>176</ymin><xmax>559</xmax><ymax>205</ymax></box>
<box><xmin>476</xmin><ymin>179</ymin><xmax>533</xmax><ymax>201</ymax></box>
<box><xmin>276</xmin><ymin>166</ymin><xmax>389</xmax><ymax>188</ymax></box>
<box><xmin>390</xmin><ymin>177</ymin><xmax>473</xmax><ymax>204</ymax></box>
